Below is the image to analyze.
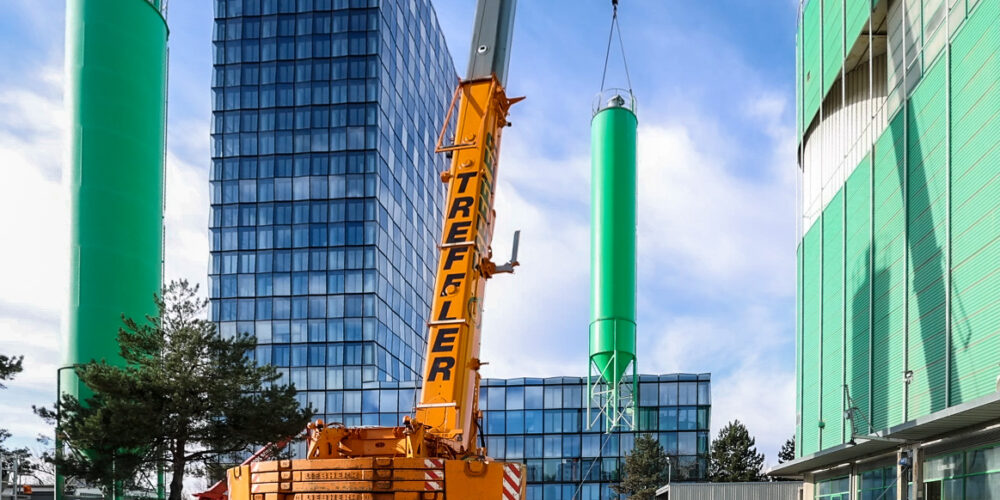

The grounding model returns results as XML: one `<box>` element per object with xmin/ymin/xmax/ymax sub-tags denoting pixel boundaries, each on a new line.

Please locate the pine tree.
<box><xmin>0</xmin><ymin>354</ymin><xmax>23</xmax><ymax>388</ymax></box>
<box><xmin>0</xmin><ymin>354</ymin><xmax>36</xmax><ymax>483</ymax></box>
<box><xmin>612</xmin><ymin>434</ymin><xmax>669</xmax><ymax>500</ymax></box>
<box><xmin>778</xmin><ymin>435</ymin><xmax>795</xmax><ymax>464</ymax></box>
<box><xmin>708</xmin><ymin>420</ymin><xmax>765</xmax><ymax>482</ymax></box>
<box><xmin>37</xmin><ymin>280</ymin><xmax>312</xmax><ymax>500</ymax></box>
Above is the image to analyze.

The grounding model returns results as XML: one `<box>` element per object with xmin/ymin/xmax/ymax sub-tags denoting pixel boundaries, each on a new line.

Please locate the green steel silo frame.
<box><xmin>587</xmin><ymin>90</ymin><xmax>638</xmax><ymax>432</ymax></box>
<box><xmin>59</xmin><ymin>0</ymin><xmax>167</xmax><ymax>498</ymax></box>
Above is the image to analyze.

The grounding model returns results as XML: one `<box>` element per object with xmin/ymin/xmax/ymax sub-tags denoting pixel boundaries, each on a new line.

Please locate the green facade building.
<box><xmin>772</xmin><ymin>0</ymin><xmax>1000</xmax><ymax>498</ymax></box>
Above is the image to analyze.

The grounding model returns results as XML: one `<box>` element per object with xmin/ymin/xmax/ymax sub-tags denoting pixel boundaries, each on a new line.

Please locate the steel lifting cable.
<box><xmin>600</xmin><ymin>0</ymin><xmax>634</xmax><ymax>93</ymax></box>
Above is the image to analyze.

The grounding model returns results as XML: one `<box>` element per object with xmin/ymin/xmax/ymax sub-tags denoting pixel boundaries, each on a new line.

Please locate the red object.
<box><xmin>194</xmin><ymin>437</ymin><xmax>295</xmax><ymax>500</ymax></box>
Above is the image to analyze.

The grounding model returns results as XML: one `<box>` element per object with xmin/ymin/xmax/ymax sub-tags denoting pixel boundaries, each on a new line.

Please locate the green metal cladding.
<box><xmin>801</xmin><ymin>0</ymin><xmax>823</xmax><ymax>131</ymax></box>
<box><xmin>801</xmin><ymin>227</ymin><xmax>821</xmax><ymax>455</ymax></box>
<box><xmin>905</xmin><ymin>55</ymin><xmax>947</xmax><ymax>419</ymax></box>
<box><xmin>950</xmin><ymin>0</ymin><xmax>1000</xmax><ymax>404</ymax></box>
<box><xmin>795</xmin><ymin>245</ymin><xmax>804</xmax><ymax>457</ymax></box>
<box><xmin>796</xmin><ymin>0</ymin><xmax>1000</xmax><ymax>457</ymax></box>
<box><xmin>844</xmin><ymin>0</ymin><xmax>871</xmax><ymax>53</ymax></box>
<box><xmin>822</xmin><ymin>0</ymin><xmax>843</xmax><ymax>99</ymax></box>
<box><xmin>821</xmin><ymin>191</ymin><xmax>844</xmax><ymax>450</ymax></box>
<box><xmin>844</xmin><ymin>153</ymin><xmax>871</xmax><ymax>435</ymax></box>
<box><xmin>797</xmin><ymin>0</ymin><xmax>882</xmax><ymax>137</ymax></box>
<box><xmin>64</xmin><ymin>0</ymin><xmax>167</xmax><ymax>400</ymax></box>
<box><xmin>590</xmin><ymin>105</ymin><xmax>638</xmax><ymax>390</ymax></box>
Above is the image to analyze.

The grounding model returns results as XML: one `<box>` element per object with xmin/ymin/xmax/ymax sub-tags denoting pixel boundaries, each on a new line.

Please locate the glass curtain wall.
<box><xmin>209</xmin><ymin>0</ymin><xmax>455</xmax><ymax>433</ymax></box>
<box><xmin>858</xmin><ymin>465</ymin><xmax>896</xmax><ymax>500</ymax></box>
<box><xmin>479</xmin><ymin>374</ymin><xmax>711</xmax><ymax>500</ymax></box>
<box><xmin>924</xmin><ymin>444</ymin><xmax>1000</xmax><ymax>499</ymax></box>
<box><xmin>816</xmin><ymin>476</ymin><xmax>850</xmax><ymax>500</ymax></box>
<box><xmin>310</xmin><ymin>374</ymin><xmax>710</xmax><ymax>500</ymax></box>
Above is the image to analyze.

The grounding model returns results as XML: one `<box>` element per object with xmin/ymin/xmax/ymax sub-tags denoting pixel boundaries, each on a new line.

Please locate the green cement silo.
<box><xmin>63</xmin><ymin>0</ymin><xmax>167</xmax><ymax>399</ymax></box>
<box><xmin>589</xmin><ymin>93</ymin><xmax>638</xmax><ymax>429</ymax></box>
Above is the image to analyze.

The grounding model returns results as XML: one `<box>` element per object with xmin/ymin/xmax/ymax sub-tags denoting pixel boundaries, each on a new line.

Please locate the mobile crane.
<box><xmin>223</xmin><ymin>1</ymin><xmax>525</xmax><ymax>498</ymax></box>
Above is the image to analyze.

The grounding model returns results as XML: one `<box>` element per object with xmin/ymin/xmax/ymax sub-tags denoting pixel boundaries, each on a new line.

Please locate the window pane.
<box><xmin>678</xmin><ymin>432</ymin><xmax>697</xmax><ymax>455</ymax></box>
<box><xmin>487</xmin><ymin>386</ymin><xmax>506</xmax><ymax>410</ymax></box>
<box><xmin>659</xmin><ymin>407</ymin><xmax>678</xmax><ymax>431</ymax></box>
<box><xmin>639</xmin><ymin>383</ymin><xmax>658</xmax><ymax>406</ymax></box>
<box><xmin>525</xmin><ymin>410</ymin><xmax>543</xmax><ymax>433</ymax></box>
<box><xmin>543</xmin><ymin>385</ymin><xmax>562</xmax><ymax>408</ymax></box>
<box><xmin>563</xmin><ymin>385</ymin><xmax>582</xmax><ymax>408</ymax></box>
<box><xmin>525</xmin><ymin>386</ymin><xmax>543</xmax><ymax>409</ymax></box>
<box><xmin>679</xmin><ymin>382</ymin><xmax>697</xmax><ymax>405</ymax></box>
<box><xmin>543</xmin><ymin>436</ymin><xmax>561</xmax><ymax>458</ymax></box>
<box><xmin>679</xmin><ymin>407</ymin><xmax>697</xmax><ymax>430</ymax></box>
<box><xmin>543</xmin><ymin>410</ymin><xmax>562</xmax><ymax>433</ymax></box>
<box><xmin>660</xmin><ymin>382</ymin><xmax>678</xmax><ymax>406</ymax></box>
<box><xmin>506</xmin><ymin>410</ymin><xmax>524</xmax><ymax>434</ymax></box>
<box><xmin>698</xmin><ymin>381</ymin><xmax>711</xmax><ymax>404</ymax></box>
<box><xmin>967</xmin><ymin>445</ymin><xmax>1000</xmax><ymax>474</ymax></box>
<box><xmin>525</xmin><ymin>437</ymin><xmax>543</xmax><ymax>458</ymax></box>
<box><xmin>506</xmin><ymin>436</ymin><xmax>524</xmax><ymax>459</ymax></box>
<box><xmin>505</xmin><ymin>386</ymin><xmax>522</xmax><ymax>410</ymax></box>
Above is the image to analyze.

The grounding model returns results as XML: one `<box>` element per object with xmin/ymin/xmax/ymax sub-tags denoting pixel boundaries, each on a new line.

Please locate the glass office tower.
<box><xmin>209</xmin><ymin>0</ymin><xmax>455</xmax><ymax>418</ymax></box>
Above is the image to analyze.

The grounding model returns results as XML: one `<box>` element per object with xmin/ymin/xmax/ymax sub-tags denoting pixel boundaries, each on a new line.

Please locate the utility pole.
<box><xmin>2</xmin><ymin>456</ymin><xmax>21</xmax><ymax>500</ymax></box>
<box><xmin>13</xmin><ymin>456</ymin><xmax>20</xmax><ymax>500</ymax></box>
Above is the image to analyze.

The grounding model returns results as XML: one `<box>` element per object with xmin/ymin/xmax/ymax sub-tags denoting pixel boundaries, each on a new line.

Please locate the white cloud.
<box><xmin>636</xmin><ymin>124</ymin><xmax>793</xmax><ymax>298</ymax></box>
<box><xmin>0</xmin><ymin>66</ymin><xmax>66</xmax><ymax>448</ymax></box>
<box><xmin>479</xmin><ymin>169</ymin><xmax>591</xmax><ymax>380</ymax></box>
<box><xmin>164</xmin><ymin>147</ymin><xmax>210</xmax><ymax>293</ymax></box>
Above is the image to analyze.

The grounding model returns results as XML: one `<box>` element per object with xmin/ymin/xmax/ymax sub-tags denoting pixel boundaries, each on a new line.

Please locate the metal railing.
<box><xmin>593</xmin><ymin>88</ymin><xmax>637</xmax><ymax>117</ymax></box>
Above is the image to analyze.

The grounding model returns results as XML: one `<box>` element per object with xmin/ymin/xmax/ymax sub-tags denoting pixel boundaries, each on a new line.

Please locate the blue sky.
<box><xmin>0</xmin><ymin>0</ymin><xmax>800</xmax><ymax>466</ymax></box>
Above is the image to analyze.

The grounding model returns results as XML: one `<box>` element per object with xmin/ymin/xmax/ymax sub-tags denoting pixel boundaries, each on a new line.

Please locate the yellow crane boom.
<box><xmin>415</xmin><ymin>75</ymin><xmax>522</xmax><ymax>454</ymax></box>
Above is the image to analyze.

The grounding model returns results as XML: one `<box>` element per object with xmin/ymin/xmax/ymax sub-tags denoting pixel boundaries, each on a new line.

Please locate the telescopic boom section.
<box><xmin>415</xmin><ymin>76</ymin><xmax>522</xmax><ymax>454</ymax></box>
<box><xmin>414</xmin><ymin>0</ymin><xmax>520</xmax><ymax>456</ymax></box>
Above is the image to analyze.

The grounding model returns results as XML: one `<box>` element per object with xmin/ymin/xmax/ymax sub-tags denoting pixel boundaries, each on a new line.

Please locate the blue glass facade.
<box><xmin>208</xmin><ymin>0</ymin><xmax>455</xmax><ymax>417</ymax></box>
<box><xmin>343</xmin><ymin>374</ymin><xmax>711</xmax><ymax>499</ymax></box>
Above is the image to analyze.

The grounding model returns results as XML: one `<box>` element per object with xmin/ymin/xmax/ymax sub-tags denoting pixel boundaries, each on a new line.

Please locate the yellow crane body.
<box><xmin>224</xmin><ymin>0</ymin><xmax>526</xmax><ymax>495</ymax></box>
<box><xmin>227</xmin><ymin>455</ymin><xmax>524</xmax><ymax>500</ymax></box>
<box><xmin>225</xmin><ymin>76</ymin><xmax>525</xmax><ymax>500</ymax></box>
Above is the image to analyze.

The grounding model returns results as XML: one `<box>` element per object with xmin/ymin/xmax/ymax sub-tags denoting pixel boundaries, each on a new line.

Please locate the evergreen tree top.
<box><xmin>708</xmin><ymin>419</ymin><xmax>765</xmax><ymax>483</ymax></box>
<box><xmin>613</xmin><ymin>434</ymin><xmax>669</xmax><ymax>500</ymax></box>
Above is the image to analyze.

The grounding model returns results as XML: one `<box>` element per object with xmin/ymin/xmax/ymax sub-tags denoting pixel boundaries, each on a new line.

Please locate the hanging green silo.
<box><xmin>589</xmin><ymin>93</ymin><xmax>638</xmax><ymax>430</ymax></box>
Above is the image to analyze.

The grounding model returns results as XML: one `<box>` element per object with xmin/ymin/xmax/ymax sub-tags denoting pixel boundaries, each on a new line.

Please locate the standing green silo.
<box><xmin>588</xmin><ymin>92</ymin><xmax>638</xmax><ymax>431</ymax></box>
<box><xmin>63</xmin><ymin>0</ymin><xmax>167</xmax><ymax>398</ymax></box>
